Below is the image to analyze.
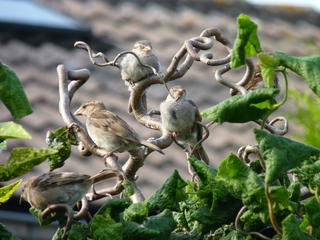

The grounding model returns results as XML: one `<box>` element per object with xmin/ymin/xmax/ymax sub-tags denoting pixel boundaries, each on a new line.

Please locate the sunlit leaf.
<box><xmin>0</xmin><ymin>61</ymin><xmax>32</xmax><ymax>118</ymax></box>
<box><xmin>275</xmin><ymin>52</ymin><xmax>320</xmax><ymax>97</ymax></box>
<box><xmin>231</xmin><ymin>14</ymin><xmax>262</xmax><ymax>68</ymax></box>
<box><xmin>254</xmin><ymin>129</ymin><xmax>320</xmax><ymax>183</ymax></box>
<box><xmin>201</xmin><ymin>88</ymin><xmax>279</xmax><ymax>123</ymax></box>
<box><xmin>0</xmin><ymin>122</ymin><xmax>31</xmax><ymax>139</ymax></box>
<box><xmin>0</xmin><ymin>179</ymin><xmax>22</xmax><ymax>203</ymax></box>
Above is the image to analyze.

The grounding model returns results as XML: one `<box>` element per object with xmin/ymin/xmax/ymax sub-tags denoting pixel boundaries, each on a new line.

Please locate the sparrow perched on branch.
<box><xmin>20</xmin><ymin>170</ymin><xmax>118</xmax><ymax>210</ymax></box>
<box><xmin>120</xmin><ymin>40</ymin><xmax>160</xmax><ymax>113</ymax></box>
<box><xmin>74</xmin><ymin>101</ymin><xmax>163</xmax><ymax>155</ymax></box>
<box><xmin>120</xmin><ymin>40</ymin><xmax>160</xmax><ymax>87</ymax></box>
<box><xmin>160</xmin><ymin>86</ymin><xmax>209</xmax><ymax>163</ymax></box>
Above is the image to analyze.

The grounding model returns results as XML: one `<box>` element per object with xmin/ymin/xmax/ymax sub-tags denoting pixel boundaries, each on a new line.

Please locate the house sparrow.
<box><xmin>20</xmin><ymin>170</ymin><xmax>118</xmax><ymax>210</ymax></box>
<box><xmin>160</xmin><ymin>86</ymin><xmax>209</xmax><ymax>163</ymax></box>
<box><xmin>120</xmin><ymin>40</ymin><xmax>160</xmax><ymax>113</ymax></box>
<box><xmin>74</xmin><ymin>101</ymin><xmax>163</xmax><ymax>155</ymax></box>
<box><xmin>120</xmin><ymin>40</ymin><xmax>160</xmax><ymax>87</ymax></box>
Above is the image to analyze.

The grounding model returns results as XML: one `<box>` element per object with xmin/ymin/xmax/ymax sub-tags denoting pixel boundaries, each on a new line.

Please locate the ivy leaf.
<box><xmin>144</xmin><ymin>209</ymin><xmax>176</xmax><ymax>240</ymax></box>
<box><xmin>122</xmin><ymin>221</ymin><xmax>160</xmax><ymax>240</ymax></box>
<box><xmin>201</xmin><ymin>88</ymin><xmax>279</xmax><ymax>123</ymax></box>
<box><xmin>254</xmin><ymin>129</ymin><xmax>320</xmax><ymax>183</ymax></box>
<box><xmin>275</xmin><ymin>51</ymin><xmax>320</xmax><ymax>97</ymax></box>
<box><xmin>0</xmin><ymin>147</ymin><xmax>57</xmax><ymax>181</ymax></box>
<box><xmin>217</xmin><ymin>153</ymin><xmax>264</xmax><ymax>199</ymax></box>
<box><xmin>282</xmin><ymin>214</ymin><xmax>316</xmax><ymax>240</ymax></box>
<box><xmin>89</xmin><ymin>215</ymin><xmax>123</xmax><ymax>240</ymax></box>
<box><xmin>231</xmin><ymin>14</ymin><xmax>262</xmax><ymax>68</ymax></box>
<box><xmin>123</xmin><ymin>201</ymin><xmax>149</xmax><ymax>223</ymax></box>
<box><xmin>46</xmin><ymin>126</ymin><xmax>77</xmax><ymax>171</ymax></box>
<box><xmin>0</xmin><ymin>122</ymin><xmax>31</xmax><ymax>139</ymax></box>
<box><xmin>0</xmin><ymin>179</ymin><xmax>22</xmax><ymax>203</ymax></box>
<box><xmin>0</xmin><ymin>61</ymin><xmax>32</xmax><ymax>118</ymax></box>
<box><xmin>258</xmin><ymin>53</ymin><xmax>280</xmax><ymax>88</ymax></box>
<box><xmin>0</xmin><ymin>223</ymin><xmax>21</xmax><ymax>240</ymax></box>
<box><xmin>147</xmin><ymin>170</ymin><xmax>187</xmax><ymax>212</ymax></box>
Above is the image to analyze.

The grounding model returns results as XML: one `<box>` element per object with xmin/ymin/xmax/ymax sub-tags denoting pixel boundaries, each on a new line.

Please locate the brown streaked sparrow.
<box><xmin>74</xmin><ymin>101</ymin><xmax>163</xmax><ymax>155</ymax></box>
<box><xmin>160</xmin><ymin>86</ymin><xmax>209</xmax><ymax>163</ymax></box>
<box><xmin>120</xmin><ymin>40</ymin><xmax>160</xmax><ymax>87</ymax></box>
<box><xmin>20</xmin><ymin>170</ymin><xmax>118</xmax><ymax>210</ymax></box>
<box><xmin>120</xmin><ymin>40</ymin><xmax>160</xmax><ymax>113</ymax></box>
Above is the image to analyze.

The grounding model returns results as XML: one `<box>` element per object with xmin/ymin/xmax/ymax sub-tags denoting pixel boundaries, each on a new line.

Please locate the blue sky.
<box><xmin>247</xmin><ymin>0</ymin><xmax>320</xmax><ymax>12</ymax></box>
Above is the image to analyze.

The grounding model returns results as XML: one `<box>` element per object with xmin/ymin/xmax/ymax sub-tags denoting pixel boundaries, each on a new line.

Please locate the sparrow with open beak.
<box><xmin>74</xmin><ymin>100</ymin><xmax>163</xmax><ymax>156</ymax></box>
<box><xmin>160</xmin><ymin>86</ymin><xmax>209</xmax><ymax>164</ymax></box>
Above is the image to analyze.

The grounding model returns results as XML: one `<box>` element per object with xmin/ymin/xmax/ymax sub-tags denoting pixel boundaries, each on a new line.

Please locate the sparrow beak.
<box><xmin>74</xmin><ymin>108</ymin><xmax>83</xmax><ymax>116</ymax></box>
<box><xmin>143</xmin><ymin>45</ymin><xmax>152</xmax><ymax>52</ymax></box>
<box><xmin>176</xmin><ymin>89</ymin><xmax>185</xmax><ymax>96</ymax></box>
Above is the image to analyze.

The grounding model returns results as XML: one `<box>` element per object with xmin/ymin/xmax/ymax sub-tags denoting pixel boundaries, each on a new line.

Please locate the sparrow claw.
<box><xmin>68</xmin><ymin>122</ymin><xmax>81</xmax><ymax>133</ymax></box>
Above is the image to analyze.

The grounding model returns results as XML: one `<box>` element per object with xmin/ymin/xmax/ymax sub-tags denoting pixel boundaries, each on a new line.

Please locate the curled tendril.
<box><xmin>237</xmin><ymin>144</ymin><xmax>265</xmax><ymax>170</ymax></box>
<box><xmin>255</xmin><ymin>116</ymin><xmax>288</xmax><ymax>136</ymax></box>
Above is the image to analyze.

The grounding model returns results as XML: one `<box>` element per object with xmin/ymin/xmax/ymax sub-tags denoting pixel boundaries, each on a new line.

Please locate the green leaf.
<box><xmin>47</xmin><ymin>126</ymin><xmax>77</xmax><ymax>171</ymax></box>
<box><xmin>68</xmin><ymin>222</ymin><xmax>87</xmax><ymax>240</ymax></box>
<box><xmin>0</xmin><ymin>122</ymin><xmax>31</xmax><ymax>139</ymax></box>
<box><xmin>282</xmin><ymin>214</ymin><xmax>316</xmax><ymax>240</ymax></box>
<box><xmin>144</xmin><ymin>209</ymin><xmax>176</xmax><ymax>240</ymax></box>
<box><xmin>258</xmin><ymin>53</ymin><xmax>280</xmax><ymax>88</ymax></box>
<box><xmin>29</xmin><ymin>207</ymin><xmax>62</xmax><ymax>226</ymax></box>
<box><xmin>191</xmin><ymin>204</ymin><xmax>241</xmax><ymax>234</ymax></box>
<box><xmin>231</xmin><ymin>14</ymin><xmax>262</xmax><ymax>68</ymax></box>
<box><xmin>122</xmin><ymin>179</ymin><xmax>135</xmax><ymax>198</ymax></box>
<box><xmin>201</xmin><ymin>88</ymin><xmax>279</xmax><ymax>123</ymax></box>
<box><xmin>0</xmin><ymin>147</ymin><xmax>57</xmax><ymax>181</ymax></box>
<box><xmin>275</xmin><ymin>52</ymin><xmax>320</xmax><ymax>96</ymax></box>
<box><xmin>219</xmin><ymin>230</ymin><xmax>248</xmax><ymax>240</ymax></box>
<box><xmin>0</xmin><ymin>223</ymin><xmax>21</xmax><ymax>240</ymax></box>
<box><xmin>300</xmin><ymin>197</ymin><xmax>320</xmax><ymax>238</ymax></box>
<box><xmin>250</xmin><ymin>99</ymin><xmax>274</xmax><ymax>110</ymax></box>
<box><xmin>188</xmin><ymin>156</ymin><xmax>217</xmax><ymax>185</ymax></box>
<box><xmin>122</xmin><ymin>222</ymin><xmax>160</xmax><ymax>240</ymax></box>
<box><xmin>0</xmin><ymin>61</ymin><xmax>32</xmax><ymax>118</ymax></box>
<box><xmin>89</xmin><ymin>215</ymin><xmax>123</xmax><ymax>240</ymax></box>
<box><xmin>217</xmin><ymin>153</ymin><xmax>264</xmax><ymax>199</ymax></box>
<box><xmin>0</xmin><ymin>179</ymin><xmax>22</xmax><ymax>203</ymax></box>
<box><xmin>96</xmin><ymin>198</ymin><xmax>132</xmax><ymax>222</ymax></box>
<box><xmin>254</xmin><ymin>129</ymin><xmax>320</xmax><ymax>183</ymax></box>
<box><xmin>147</xmin><ymin>170</ymin><xmax>187</xmax><ymax>212</ymax></box>
<box><xmin>123</xmin><ymin>201</ymin><xmax>149</xmax><ymax>223</ymax></box>
<box><xmin>168</xmin><ymin>232</ymin><xmax>202</xmax><ymax>240</ymax></box>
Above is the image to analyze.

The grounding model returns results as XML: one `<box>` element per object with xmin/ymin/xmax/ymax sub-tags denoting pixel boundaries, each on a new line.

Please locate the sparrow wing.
<box><xmin>188</xmin><ymin>99</ymin><xmax>202</xmax><ymax>122</ymax></box>
<box><xmin>89</xmin><ymin>110</ymin><xmax>140</xmax><ymax>143</ymax></box>
<box><xmin>35</xmin><ymin>172</ymin><xmax>90</xmax><ymax>191</ymax></box>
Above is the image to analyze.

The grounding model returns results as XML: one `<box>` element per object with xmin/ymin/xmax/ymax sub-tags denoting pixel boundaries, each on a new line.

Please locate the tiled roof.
<box><xmin>1</xmin><ymin>0</ymin><xmax>319</xmax><ymax>200</ymax></box>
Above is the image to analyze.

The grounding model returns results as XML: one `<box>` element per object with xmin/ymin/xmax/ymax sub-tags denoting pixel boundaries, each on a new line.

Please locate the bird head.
<box><xmin>74</xmin><ymin>101</ymin><xmax>106</xmax><ymax>117</ymax></box>
<box><xmin>133</xmin><ymin>40</ymin><xmax>152</xmax><ymax>53</ymax></box>
<box><xmin>168</xmin><ymin>86</ymin><xmax>186</xmax><ymax>101</ymax></box>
